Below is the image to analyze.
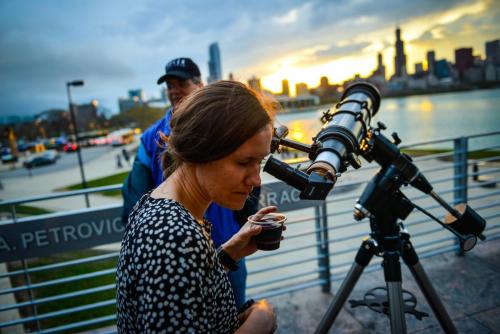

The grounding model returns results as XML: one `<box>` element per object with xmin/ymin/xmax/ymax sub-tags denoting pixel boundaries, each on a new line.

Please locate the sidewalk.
<box><xmin>0</xmin><ymin>144</ymin><xmax>135</xmax><ymax>214</ymax></box>
<box><xmin>271</xmin><ymin>237</ymin><xmax>500</xmax><ymax>333</ymax></box>
<box><xmin>86</xmin><ymin>235</ymin><xmax>500</xmax><ymax>334</ymax></box>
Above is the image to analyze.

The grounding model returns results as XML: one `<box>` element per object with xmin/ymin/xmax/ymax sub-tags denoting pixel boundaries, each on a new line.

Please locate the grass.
<box><xmin>61</xmin><ymin>171</ymin><xmax>130</xmax><ymax>196</ymax></box>
<box><xmin>401</xmin><ymin>148</ymin><xmax>449</xmax><ymax>157</ymax></box>
<box><xmin>401</xmin><ymin>148</ymin><xmax>500</xmax><ymax>160</ymax></box>
<box><xmin>0</xmin><ymin>205</ymin><xmax>52</xmax><ymax>216</ymax></box>
<box><xmin>8</xmin><ymin>250</ymin><xmax>118</xmax><ymax>333</ymax></box>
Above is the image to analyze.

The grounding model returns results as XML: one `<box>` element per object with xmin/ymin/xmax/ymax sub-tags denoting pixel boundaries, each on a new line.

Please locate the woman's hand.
<box><xmin>222</xmin><ymin>206</ymin><xmax>280</xmax><ymax>261</ymax></box>
<box><xmin>237</xmin><ymin>299</ymin><xmax>277</xmax><ymax>334</ymax></box>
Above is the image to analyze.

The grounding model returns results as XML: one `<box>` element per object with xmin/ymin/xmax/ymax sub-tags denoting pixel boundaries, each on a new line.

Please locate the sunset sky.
<box><xmin>1</xmin><ymin>0</ymin><xmax>498</xmax><ymax>116</ymax></box>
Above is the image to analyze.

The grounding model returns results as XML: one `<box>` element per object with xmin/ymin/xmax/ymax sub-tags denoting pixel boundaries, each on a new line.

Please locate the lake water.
<box><xmin>276</xmin><ymin>88</ymin><xmax>500</xmax><ymax>149</ymax></box>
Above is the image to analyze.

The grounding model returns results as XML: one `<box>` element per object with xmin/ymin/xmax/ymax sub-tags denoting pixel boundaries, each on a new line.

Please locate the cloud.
<box><xmin>273</xmin><ymin>8</ymin><xmax>299</xmax><ymax>25</ymax></box>
<box><xmin>308</xmin><ymin>0</ymin><xmax>472</xmax><ymax>29</ymax></box>
<box><xmin>411</xmin><ymin>0</ymin><xmax>499</xmax><ymax>46</ymax></box>
<box><xmin>314</xmin><ymin>41</ymin><xmax>372</xmax><ymax>60</ymax></box>
<box><xmin>0</xmin><ymin>0</ymin><xmax>498</xmax><ymax>117</ymax></box>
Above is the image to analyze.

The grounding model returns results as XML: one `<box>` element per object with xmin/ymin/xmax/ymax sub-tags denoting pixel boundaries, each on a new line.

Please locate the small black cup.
<box><xmin>249</xmin><ymin>213</ymin><xmax>286</xmax><ymax>251</ymax></box>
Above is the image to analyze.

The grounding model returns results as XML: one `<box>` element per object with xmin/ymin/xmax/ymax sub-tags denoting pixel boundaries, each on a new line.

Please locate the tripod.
<box><xmin>315</xmin><ymin>164</ymin><xmax>458</xmax><ymax>334</ymax></box>
<box><xmin>262</xmin><ymin>83</ymin><xmax>486</xmax><ymax>333</ymax></box>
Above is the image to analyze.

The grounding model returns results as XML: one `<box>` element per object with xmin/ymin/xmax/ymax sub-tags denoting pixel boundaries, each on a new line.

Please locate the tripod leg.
<box><xmin>384</xmin><ymin>251</ymin><xmax>408</xmax><ymax>334</ymax></box>
<box><xmin>315</xmin><ymin>239</ymin><xmax>377</xmax><ymax>334</ymax></box>
<box><xmin>402</xmin><ymin>240</ymin><xmax>458</xmax><ymax>334</ymax></box>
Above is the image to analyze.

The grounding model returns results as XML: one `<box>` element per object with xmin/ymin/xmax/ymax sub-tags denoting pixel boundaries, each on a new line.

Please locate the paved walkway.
<box><xmin>85</xmin><ymin>236</ymin><xmax>500</xmax><ymax>334</ymax></box>
<box><xmin>271</xmin><ymin>237</ymin><xmax>500</xmax><ymax>333</ymax></box>
<box><xmin>0</xmin><ymin>144</ymin><xmax>136</xmax><ymax>215</ymax></box>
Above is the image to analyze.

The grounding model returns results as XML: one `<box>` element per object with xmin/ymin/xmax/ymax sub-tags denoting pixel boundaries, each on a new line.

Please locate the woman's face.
<box><xmin>195</xmin><ymin>124</ymin><xmax>272</xmax><ymax>210</ymax></box>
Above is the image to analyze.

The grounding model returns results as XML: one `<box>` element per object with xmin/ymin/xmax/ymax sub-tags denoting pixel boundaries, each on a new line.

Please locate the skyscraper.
<box><xmin>207</xmin><ymin>42</ymin><xmax>222</xmax><ymax>83</ymax></box>
<box><xmin>414</xmin><ymin>63</ymin><xmax>424</xmax><ymax>75</ymax></box>
<box><xmin>426</xmin><ymin>51</ymin><xmax>436</xmax><ymax>76</ymax></box>
<box><xmin>435</xmin><ymin>59</ymin><xmax>451</xmax><ymax>79</ymax></box>
<box><xmin>394</xmin><ymin>27</ymin><xmax>407</xmax><ymax>78</ymax></box>
<box><xmin>485</xmin><ymin>39</ymin><xmax>500</xmax><ymax>66</ymax></box>
<box><xmin>248</xmin><ymin>76</ymin><xmax>262</xmax><ymax>91</ymax></box>
<box><xmin>282</xmin><ymin>79</ymin><xmax>290</xmax><ymax>96</ymax></box>
<box><xmin>320</xmin><ymin>76</ymin><xmax>329</xmax><ymax>89</ymax></box>
<box><xmin>374</xmin><ymin>52</ymin><xmax>386</xmax><ymax>80</ymax></box>
<box><xmin>455</xmin><ymin>47</ymin><xmax>473</xmax><ymax>79</ymax></box>
<box><xmin>295</xmin><ymin>83</ymin><xmax>309</xmax><ymax>96</ymax></box>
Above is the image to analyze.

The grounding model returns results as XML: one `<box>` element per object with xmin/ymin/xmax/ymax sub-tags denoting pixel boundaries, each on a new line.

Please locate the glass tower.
<box><xmin>208</xmin><ymin>42</ymin><xmax>222</xmax><ymax>83</ymax></box>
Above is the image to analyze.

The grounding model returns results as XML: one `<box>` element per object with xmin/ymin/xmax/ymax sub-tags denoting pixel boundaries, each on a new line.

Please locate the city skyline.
<box><xmin>264</xmin><ymin>34</ymin><xmax>498</xmax><ymax>94</ymax></box>
<box><xmin>1</xmin><ymin>0</ymin><xmax>499</xmax><ymax>116</ymax></box>
<box><xmin>261</xmin><ymin>26</ymin><xmax>499</xmax><ymax>96</ymax></box>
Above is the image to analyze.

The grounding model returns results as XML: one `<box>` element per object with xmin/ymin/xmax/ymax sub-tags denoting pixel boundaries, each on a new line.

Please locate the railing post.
<box><xmin>21</xmin><ymin>259</ymin><xmax>41</xmax><ymax>332</ymax></box>
<box><xmin>315</xmin><ymin>202</ymin><xmax>331</xmax><ymax>293</ymax></box>
<box><xmin>10</xmin><ymin>204</ymin><xmax>41</xmax><ymax>332</ymax></box>
<box><xmin>453</xmin><ymin>137</ymin><xmax>468</xmax><ymax>255</ymax></box>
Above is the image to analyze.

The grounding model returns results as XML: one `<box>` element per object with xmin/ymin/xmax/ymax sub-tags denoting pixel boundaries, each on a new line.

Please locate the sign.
<box><xmin>0</xmin><ymin>205</ymin><xmax>124</xmax><ymax>262</ymax></box>
<box><xmin>259</xmin><ymin>181</ymin><xmax>322</xmax><ymax>211</ymax></box>
<box><xmin>0</xmin><ymin>180</ymin><xmax>334</xmax><ymax>262</ymax></box>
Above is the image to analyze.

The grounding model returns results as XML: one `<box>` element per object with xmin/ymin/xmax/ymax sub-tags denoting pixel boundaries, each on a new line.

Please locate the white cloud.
<box><xmin>273</xmin><ymin>8</ymin><xmax>299</xmax><ymax>25</ymax></box>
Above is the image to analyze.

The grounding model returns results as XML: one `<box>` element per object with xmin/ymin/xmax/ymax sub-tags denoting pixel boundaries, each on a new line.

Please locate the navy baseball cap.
<box><xmin>157</xmin><ymin>57</ymin><xmax>201</xmax><ymax>84</ymax></box>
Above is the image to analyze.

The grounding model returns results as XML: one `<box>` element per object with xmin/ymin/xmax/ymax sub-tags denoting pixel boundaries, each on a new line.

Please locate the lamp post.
<box><xmin>66</xmin><ymin>80</ymin><xmax>90</xmax><ymax>207</ymax></box>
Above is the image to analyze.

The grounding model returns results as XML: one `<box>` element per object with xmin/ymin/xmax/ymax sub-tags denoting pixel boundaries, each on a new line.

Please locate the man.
<box><xmin>121</xmin><ymin>57</ymin><xmax>258</xmax><ymax>309</ymax></box>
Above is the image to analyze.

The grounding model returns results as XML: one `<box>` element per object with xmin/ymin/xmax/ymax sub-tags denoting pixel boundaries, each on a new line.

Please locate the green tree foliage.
<box><xmin>109</xmin><ymin>105</ymin><xmax>166</xmax><ymax>131</ymax></box>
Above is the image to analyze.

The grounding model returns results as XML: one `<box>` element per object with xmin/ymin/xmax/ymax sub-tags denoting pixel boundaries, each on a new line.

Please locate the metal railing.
<box><xmin>0</xmin><ymin>132</ymin><xmax>499</xmax><ymax>333</ymax></box>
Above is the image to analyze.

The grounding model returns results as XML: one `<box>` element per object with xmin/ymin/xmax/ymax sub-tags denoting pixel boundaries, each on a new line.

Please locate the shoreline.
<box><xmin>280</xmin><ymin>85</ymin><xmax>500</xmax><ymax>114</ymax></box>
<box><xmin>382</xmin><ymin>82</ymin><xmax>500</xmax><ymax>99</ymax></box>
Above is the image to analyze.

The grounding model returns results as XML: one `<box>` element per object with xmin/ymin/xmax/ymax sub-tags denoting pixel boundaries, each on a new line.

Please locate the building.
<box><xmin>368</xmin><ymin>53</ymin><xmax>386</xmax><ymax>89</ymax></box>
<box><xmin>119</xmin><ymin>89</ymin><xmax>147</xmax><ymax>114</ymax></box>
<box><xmin>485</xmin><ymin>39</ymin><xmax>500</xmax><ymax>66</ymax></box>
<box><xmin>319</xmin><ymin>76</ymin><xmax>329</xmax><ymax>89</ymax></box>
<box><xmin>375</xmin><ymin>53</ymin><xmax>386</xmax><ymax>80</ymax></box>
<box><xmin>247</xmin><ymin>76</ymin><xmax>262</xmax><ymax>91</ymax></box>
<box><xmin>74</xmin><ymin>100</ymin><xmax>101</xmax><ymax>131</ymax></box>
<box><xmin>314</xmin><ymin>76</ymin><xmax>341</xmax><ymax>103</ymax></box>
<box><xmin>394</xmin><ymin>27</ymin><xmax>407</xmax><ymax>78</ymax></box>
<box><xmin>455</xmin><ymin>48</ymin><xmax>474</xmax><ymax>79</ymax></box>
<box><xmin>435</xmin><ymin>59</ymin><xmax>453</xmax><ymax>80</ymax></box>
<box><xmin>129</xmin><ymin>89</ymin><xmax>145</xmax><ymax>102</ymax></box>
<box><xmin>207</xmin><ymin>42</ymin><xmax>222</xmax><ymax>83</ymax></box>
<box><xmin>415</xmin><ymin>63</ymin><xmax>424</xmax><ymax>75</ymax></box>
<box><xmin>464</xmin><ymin>66</ymin><xmax>484</xmax><ymax>83</ymax></box>
<box><xmin>295</xmin><ymin>83</ymin><xmax>309</xmax><ymax>96</ymax></box>
<box><xmin>281</xmin><ymin>79</ymin><xmax>290</xmax><ymax>96</ymax></box>
<box><xmin>426</xmin><ymin>51</ymin><xmax>436</xmax><ymax>76</ymax></box>
<box><xmin>275</xmin><ymin>95</ymin><xmax>320</xmax><ymax>110</ymax></box>
<box><xmin>485</xmin><ymin>62</ymin><xmax>499</xmax><ymax>81</ymax></box>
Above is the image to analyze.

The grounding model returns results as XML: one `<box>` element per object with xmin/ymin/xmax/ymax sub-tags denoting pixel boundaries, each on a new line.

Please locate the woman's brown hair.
<box><xmin>162</xmin><ymin>80</ymin><xmax>277</xmax><ymax>176</ymax></box>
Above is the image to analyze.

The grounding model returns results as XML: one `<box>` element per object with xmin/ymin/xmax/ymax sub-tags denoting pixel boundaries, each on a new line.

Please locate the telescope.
<box><xmin>264</xmin><ymin>82</ymin><xmax>485</xmax><ymax>250</ymax></box>
<box><xmin>263</xmin><ymin>82</ymin><xmax>487</xmax><ymax>333</ymax></box>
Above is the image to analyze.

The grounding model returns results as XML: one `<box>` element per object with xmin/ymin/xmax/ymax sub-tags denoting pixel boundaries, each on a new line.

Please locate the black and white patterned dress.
<box><xmin>116</xmin><ymin>193</ymin><xmax>240</xmax><ymax>333</ymax></box>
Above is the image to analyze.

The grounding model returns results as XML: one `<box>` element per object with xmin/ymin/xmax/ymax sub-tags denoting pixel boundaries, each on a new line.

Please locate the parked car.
<box><xmin>1</xmin><ymin>147</ymin><xmax>18</xmax><ymax>164</ymax></box>
<box><xmin>23</xmin><ymin>155</ymin><xmax>56</xmax><ymax>168</ymax></box>
<box><xmin>63</xmin><ymin>143</ymin><xmax>78</xmax><ymax>153</ymax></box>
<box><xmin>43</xmin><ymin>150</ymin><xmax>60</xmax><ymax>160</ymax></box>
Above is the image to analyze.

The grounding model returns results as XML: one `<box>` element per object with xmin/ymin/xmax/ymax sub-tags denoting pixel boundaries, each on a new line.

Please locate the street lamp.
<box><xmin>66</xmin><ymin>80</ymin><xmax>90</xmax><ymax>207</ymax></box>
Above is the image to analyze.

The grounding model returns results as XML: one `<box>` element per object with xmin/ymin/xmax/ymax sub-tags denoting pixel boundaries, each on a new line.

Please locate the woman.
<box><xmin>117</xmin><ymin>81</ymin><xmax>279</xmax><ymax>333</ymax></box>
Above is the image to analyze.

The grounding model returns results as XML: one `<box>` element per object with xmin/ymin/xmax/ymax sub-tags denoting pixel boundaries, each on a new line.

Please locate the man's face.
<box><xmin>165</xmin><ymin>77</ymin><xmax>202</xmax><ymax>110</ymax></box>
